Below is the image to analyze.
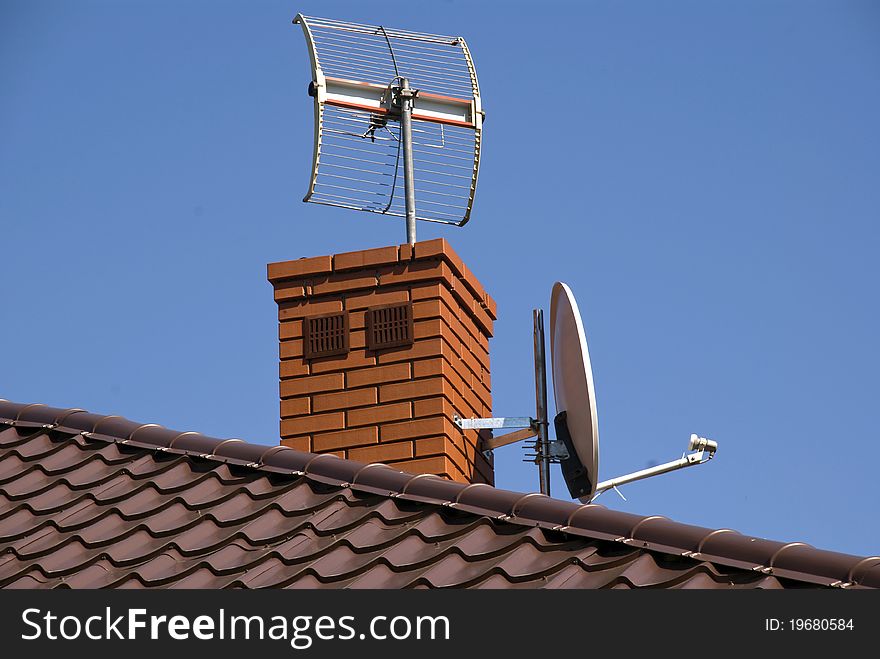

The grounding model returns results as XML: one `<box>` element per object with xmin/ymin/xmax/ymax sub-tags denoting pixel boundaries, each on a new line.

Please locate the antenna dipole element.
<box><xmin>399</xmin><ymin>78</ymin><xmax>417</xmax><ymax>245</ymax></box>
<box><xmin>533</xmin><ymin>309</ymin><xmax>551</xmax><ymax>495</ymax></box>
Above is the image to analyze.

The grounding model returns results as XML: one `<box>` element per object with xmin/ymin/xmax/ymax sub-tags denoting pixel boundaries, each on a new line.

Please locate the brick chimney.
<box><xmin>267</xmin><ymin>239</ymin><xmax>496</xmax><ymax>484</ymax></box>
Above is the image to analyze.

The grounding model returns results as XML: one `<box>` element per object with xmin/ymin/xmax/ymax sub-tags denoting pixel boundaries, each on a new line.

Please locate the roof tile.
<box><xmin>0</xmin><ymin>399</ymin><xmax>874</xmax><ymax>589</ymax></box>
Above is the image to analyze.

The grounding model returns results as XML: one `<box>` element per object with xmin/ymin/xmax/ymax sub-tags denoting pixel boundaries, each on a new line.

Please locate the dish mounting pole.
<box><xmin>534</xmin><ymin>309</ymin><xmax>551</xmax><ymax>496</ymax></box>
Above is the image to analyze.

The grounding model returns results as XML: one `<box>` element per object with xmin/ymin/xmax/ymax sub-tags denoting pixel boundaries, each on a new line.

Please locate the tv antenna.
<box><xmin>293</xmin><ymin>14</ymin><xmax>484</xmax><ymax>245</ymax></box>
<box><xmin>455</xmin><ymin>282</ymin><xmax>718</xmax><ymax>500</ymax></box>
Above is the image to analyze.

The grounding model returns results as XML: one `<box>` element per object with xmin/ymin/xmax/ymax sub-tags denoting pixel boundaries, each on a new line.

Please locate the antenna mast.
<box><xmin>398</xmin><ymin>78</ymin><xmax>417</xmax><ymax>244</ymax></box>
<box><xmin>293</xmin><ymin>15</ymin><xmax>484</xmax><ymax>243</ymax></box>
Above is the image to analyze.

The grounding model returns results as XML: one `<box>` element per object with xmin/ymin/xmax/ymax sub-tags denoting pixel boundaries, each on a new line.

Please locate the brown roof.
<box><xmin>1</xmin><ymin>399</ymin><xmax>877</xmax><ymax>589</ymax></box>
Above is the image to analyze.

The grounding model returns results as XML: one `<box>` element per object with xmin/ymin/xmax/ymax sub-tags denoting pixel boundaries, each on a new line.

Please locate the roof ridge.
<box><xmin>1</xmin><ymin>399</ymin><xmax>878</xmax><ymax>588</ymax></box>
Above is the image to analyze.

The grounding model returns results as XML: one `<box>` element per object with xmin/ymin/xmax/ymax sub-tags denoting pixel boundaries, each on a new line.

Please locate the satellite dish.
<box><xmin>293</xmin><ymin>14</ymin><xmax>484</xmax><ymax>244</ymax></box>
<box><xmin>456</xmin><ymin>280</ymin><xmax>718</xmax><ymax>501</ymax></box>
<box><xmin>549</xmin><ymin>281</ymin><xmax>718</xmax><ymax>502</ymax></box>
<box><xmin>550</xmin><ymin>282</ymin><xmax>600</xmax><ymax>501</ymax></box>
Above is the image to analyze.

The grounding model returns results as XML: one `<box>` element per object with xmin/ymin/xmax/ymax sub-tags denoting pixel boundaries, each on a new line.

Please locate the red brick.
<box><xmin>280</xmin><ymin>372</ymin><xmax>344</xmax><ymax>398</ymax></box>
<box><xmin>482</xmin><ymin>292</ymin><xmax>497</xmax><ymax>321</ymax></box>
<box><xmin>387</xmin><ymin>456</ymin><xmax>463</xmax><ymax>482</ymax></box>
<box><xmin>410</xmin><ymin>282</ymin><xmax>447</xmax><ymax>303</ymax></box>
<box><xmin>412</xmin><ymin>238</ymin><xmax>465</xmax><ymax>278</ymax></box>
<box><xmin>345</xmin><ymin>288</ymin><xmax>409</xmax><ymax>311</ymax></box>
<box><xmin>412</xmin><ymin>357</ymin><xmax>444</xmax><ymax>380</ymax></box>
<box><xmin>410</xmin><ymin>357</ymin><xmax>489</xmax><ymax>414</ymax></box>
<box><xmin>451</xmin><ymin>388</ymin><xmax>485</xmax><ymax>420</ymax></box>
<box><xmin>310</xmin><ymin>350</ymin><xmax>376</xmax><ymax>375</ymax></box>
<box><xmin>459</xmin><ymin>261</ymin><xmax>489</xmax><ymax>312</ymax></box>
<box><xmin>413</xmin><ymin>358</ymin><xmax>470</xmax><ymax>394</ymax></box>
<box><xmin>377</xmin><ymin>260</ymin><xmax>453</xmax><ymax>289</ymax></box>
<box><xmin>467</xmin><ymin>335</ymin><xmax>491</xmax><ymax>372</ymax></box>
<box><xmin>418</xmin><ymin>283</ymin><xmax>492</xmax><ymax>343</ymax></box>
<box><xmin>460</xmin><ymin>345</ymin><xmax>486</xmax><ymax>385</ymax></box>
<box><xmin>347</xmin><ymin>402</ymin><xmax>412</xmax><ymax>427</ymax></box>
<box><xmin>347</xmin><ymin>363</ymin><xmax>411</xmax><ymax>388</ymax></box>
<box><xmin>312</xmin><ymin>388</ymin><xmax>377</xmax><ymax>413</ymax></box>
<box><xmin>438</xmin><ymin>311</ymin><xmax>478</xmax><ymax>355</ymax></box>
<box><xmin>312</xmin><ymin>272</ymin><xmax>378</xmax><ymax>295</ymax></box>
<box><xmin>448</xmin><ymin>279</ymin><xmax>493</xmax><ymax>336</ymax></box>
<box><xmin>412</xmin><ymin>398</ymin><xmax>481</xmax><ymax>427</ymax></box>
<box><xmin>279</xmin><ymin>359</ymin><xmax>309</xmax><ymax>379</ymax></box>
<box><xmin>469</xmin><ymin>300</ymin><xmax>494</xmax><ymax>337</ymax></box>
<box><xmin>349</xmin><ymin>329</ymin><xmax>366</xmax><ymax>349</ymax></box>
<box><xmin>380</xmin><ymin>417</ymin><xmax>460</xmax><ymax>442</ymax></box>
<box><xmin>280</xmin><ymin>339</ymin><xmax>303</xmax><ymax>360</ymax></box>
<box><xmin>470</xmin><ymin>376</ymin><xmax>492</xmax><ymax>410</ymax></box>
<box><xmin>280</xmin><ymin>397</ymin><xmax>310</xmax><ymax>418</ymax></box>
<box><xmin>452</xmin><ymin>312</ymin><xmax>491</xmax><ymax>357</ymax></box>
<box><xmin>268</xmin><ymin>255</ymin><xmax>333</xmax><ymax>282</ymax></box>
<box><xmin>413</xmin><ymin>397</ymin><xmax>450</xmax><ymax>420</ymax></box>
<box><xmin>379</xmin><ymin>377</ymin><xmax>453</xmax><ymax>404</ymax></box>
<box><xmin>348</xmin><ymin>441</ymin><xmax>413</xmax><ymax>463</ymax></box>
<box><xmin>413</xmin><ymin>318</ymin><xmax>444</xmax><ymax>341</ymax></box>
<box><xmin>408</xmin><ymin>265</ymin><xmax>482</xmax><ymax>314</ymax></box>
<box><xmin>280</xmin><ymin>436</ymin><xmax>310</xmax><ymax>452</ymax></box>
<box><xmin>273</xmin><ymin>280</ymin><xmax>305</xmax><ymax>303</ymax></box>
<box><xmin>280</xmin><ymin>411</ymin><xmax>344</xmax><ymax>436</ymax></box>
<box><xmin>413</xmin><ymin>436</ymin><xmax>474</xmax><ymax>480</ymax></box>
<box><xmin>278</xmin><ymin>299</ymin><xmax>343</xmax><ymax>321</ymax></box>
<box><xmin>278</xmin><ymin>320</ymin><xmax>303</xmax><ymax>341</ymax></box>
<box><xmin>416</xmin><ymin>436</ymin><xmax>477</xmax><ymax>466</ymax></box>
<box><xmin>412</xmin><ymin>285</ymin><xmax>491</xmax><ymax>352</ymax></box>
<box><xmin>412</xmin><ymin>298</ymin><xmax>445</xmax><ymax>321</ymax></box>
<box><xmin>334</xmin><ymin>245</ymin><xmax>399</xmax><ymax>271</ymax></box>
<box><xmin>442</xmin><ymin>355</ymin><xmax>492</xmax><ymax>411</ymax></box>
<box><xmin>399</xmin><ymin>243</ymin><xmax>414</xmax><ymax>262</ymax></box>
<box><xmin>377</xmin><ymin>337</ymin><xmax>451</xmax><ymax>366</ymax></box>
<box><xmin>443</xmin><ymin>352</ymin><xmax>474</xmax><ymax>382</ymax></box>
<box><xmin>313</xmin><ymin>426</ymin><xmax>378</xmax><ymax>452</ymax></box>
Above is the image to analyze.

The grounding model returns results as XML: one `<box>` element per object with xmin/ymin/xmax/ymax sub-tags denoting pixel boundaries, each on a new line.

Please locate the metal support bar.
<box><xmin>533</xmin><ymin>309</ymin><xmax>551</xmax><ymax>496</ymax></box>
<box><xmin>454</xmin><ymin>416</ymin><xmax>534</xmax><ymax>430</ymax></box>
<box><xmin>593</xmin><ymin>439</ymin><xmax>716</xmax><ymax>500</ymax></box>
<box><xmin>399</xmin><ymin>77</ymin><xmax>417</xmax><ymax>245</ymax></box>
<box><xmin>483</xmin><ymin>427</ymin><xmax>539</xmax><ymax>451</ymax></box>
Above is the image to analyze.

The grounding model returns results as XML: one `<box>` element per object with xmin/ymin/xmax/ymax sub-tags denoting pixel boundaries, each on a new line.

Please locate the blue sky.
<box><xmin>2</xmin><ymin>0</ymin><xmax>878</xmax><ymax>557</ymax></box>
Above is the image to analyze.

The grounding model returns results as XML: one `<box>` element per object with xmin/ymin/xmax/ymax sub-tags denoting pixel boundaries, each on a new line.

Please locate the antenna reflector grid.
<box><xmin>294</xmin><ymin>14</ymin><xmax>483</xmax><ymax>228</ymax></box>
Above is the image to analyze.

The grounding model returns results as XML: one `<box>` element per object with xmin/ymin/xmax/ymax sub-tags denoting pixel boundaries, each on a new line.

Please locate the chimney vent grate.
<box><xmin>304</xmin><ymin>312</ymin><xmax>350</xmax><ymax>359</ymax></box>
<box><xmin>366</xmin><ymin>303</ymin><xmax>414</xmax><ymax>351</ymax></box>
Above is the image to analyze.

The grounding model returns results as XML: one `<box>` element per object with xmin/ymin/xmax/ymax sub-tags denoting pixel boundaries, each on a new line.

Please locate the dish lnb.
<box><xmin>689</xmin><ymin>434</ymin><xmax>718</xmax><ymax>454</ymax></box>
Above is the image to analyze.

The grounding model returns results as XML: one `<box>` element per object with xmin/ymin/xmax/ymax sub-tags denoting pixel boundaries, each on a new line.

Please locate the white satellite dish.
<box><xmin>550</xmin><ymin>282</ymin><xmax>599</xmax><ymax>500</ymax></box>
<box><xmin>549</xmin><ymin>281</ymin><xmax>718</xmax><ymax>502</ymax></box>
<box><xmin>456</xmin><ymin>281</ymin><xmax>719</xmax><ymax>502</ymax></box>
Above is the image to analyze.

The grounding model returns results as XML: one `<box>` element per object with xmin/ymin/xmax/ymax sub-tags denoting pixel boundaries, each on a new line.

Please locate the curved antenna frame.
<box><xmin>293</xmin><ymin>14</ymin><xmax>484</xmax><ymax>238</ymax></box>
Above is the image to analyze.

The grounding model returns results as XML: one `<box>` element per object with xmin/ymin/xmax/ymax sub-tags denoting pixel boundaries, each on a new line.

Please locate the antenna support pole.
<box><xmin>399</xmin><ymin>78</ymin><xmax>418</xmax><ymax>245</ymax></box>
<box><xmin>533</xmin><ymin>309</ymin><xmax>551</xmax><ymax>496</ymax></box>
